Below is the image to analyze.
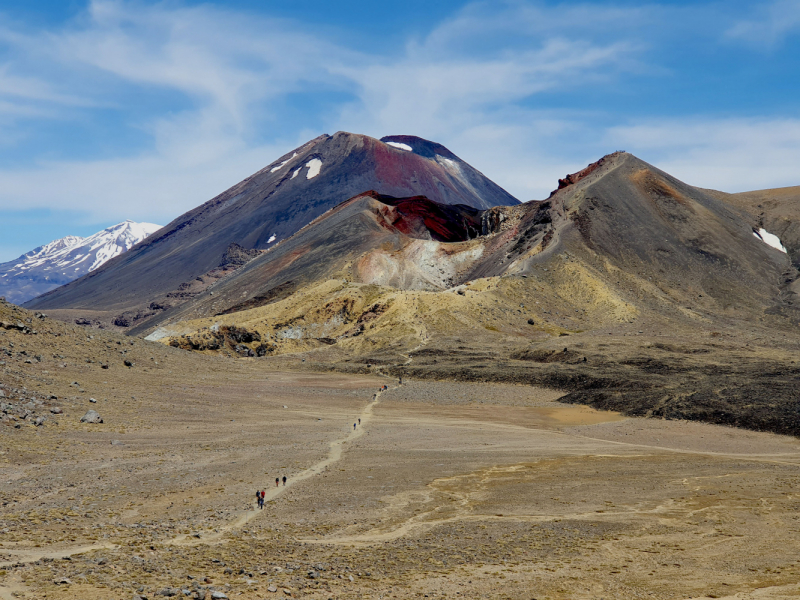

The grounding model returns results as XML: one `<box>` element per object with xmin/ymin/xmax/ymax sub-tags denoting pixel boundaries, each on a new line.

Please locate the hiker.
<box><xmin>275</xmin><ymin>477</ymin><xmax>279</xmax><ymax>487</ymax></box>
<box><xmin>358</xmin><ymin>418</ymin><xmax>361</xmax><ymax>425</ymax></box>
<box><xmin>258</xmin><ymin>490</ymin><xmax>265</xmax><ymax>509</ymax></box>
<box><xmin>282</xmin><ymin>475</ymin><xmax>287</xmax><ymax>486</ymax></box>
<box><xmin>354</xmin><ymin>422</ymin><xmax>357</xmax><ymax>430</ymax></box>
<box><xmin>256</xmin><ymin>489</ymin><xmax>261</xmax><ymax>508</ymax></box>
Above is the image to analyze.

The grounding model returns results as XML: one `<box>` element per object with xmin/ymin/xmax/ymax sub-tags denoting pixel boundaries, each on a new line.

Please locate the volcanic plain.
<box><xmin>3</xmin><ymin>300</ymin><xmax>800</xmax><ymax>600</ymax></box>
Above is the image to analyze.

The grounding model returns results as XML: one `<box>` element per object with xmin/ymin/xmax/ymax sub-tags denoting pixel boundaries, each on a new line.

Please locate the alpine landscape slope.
<box><xmin>4</xmin><ymin>149</ymin><xmax>800</xmax><ymax>600</ymax></box>
<box><xmin>24</xmin><ymin>133</ymin><xmax>518</xmax><ymax>330</ymax></box>
<box><xmin>157</xmin><ymin>152</ymin><xmax>800</xmax><ymax>435</ymax></box>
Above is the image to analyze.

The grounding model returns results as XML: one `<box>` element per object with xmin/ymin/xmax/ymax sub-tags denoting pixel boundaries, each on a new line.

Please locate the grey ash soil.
<box><xmin>312</xmin><ymin>320</ymin><xmax>800</xmax><ymax>437</ymax></box>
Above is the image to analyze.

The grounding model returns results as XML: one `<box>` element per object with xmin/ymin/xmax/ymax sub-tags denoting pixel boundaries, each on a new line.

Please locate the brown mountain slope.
<box><xmin>144</xmin><ymin>152</ymin><xmax>800</xmax><ymax>435</ymax></box>
<box><xmin>703</xmin><ymin>185</ymin><xmax>800</xmax><ymax>272</ymax></box>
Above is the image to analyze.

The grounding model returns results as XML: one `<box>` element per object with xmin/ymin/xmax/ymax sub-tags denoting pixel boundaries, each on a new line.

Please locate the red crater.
<box><xmin>360</xmin><ymin>191</ymin><xmax>485</xmax><ymax>243</ymax></box>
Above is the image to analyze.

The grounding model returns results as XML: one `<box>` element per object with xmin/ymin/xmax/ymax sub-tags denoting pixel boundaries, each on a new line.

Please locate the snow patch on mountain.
<box><xmin>0</xmin><ymin>220</ymin><xmax>162</xmax><ymax>304</ymax></box>
<box><xmin>306</xmin><ymin>158</ymin><xmax>322</xmax><ymax>179</ymax></box>
<box><xmin>386</xmin><ymin>142</ymin><xmax>412</xmax><ymax>151</ymax></box>
<box><xmin>753</xmin><ymin>228</ymin><xmax>787</xmax><ymax>253</ymax></box>
<box><xmin>270</xmin><ymin>152</ymin><xmax>297</xmax><ymax>173</ymax></box>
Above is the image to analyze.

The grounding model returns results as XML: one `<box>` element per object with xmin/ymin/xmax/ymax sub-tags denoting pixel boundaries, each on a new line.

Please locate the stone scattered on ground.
<box><xmin>80</xmin><ymin>409</ymin><xmax>103</xmax><ymax>423</ymax></box>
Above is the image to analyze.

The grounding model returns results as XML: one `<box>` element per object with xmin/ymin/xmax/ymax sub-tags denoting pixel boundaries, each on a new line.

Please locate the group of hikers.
<box><xmin>255</xmin><ymin>475</ymin><xmax>287</xmax><ymax>509</ymax></box>
<box><xmin>252</xmin><ymin>380</ymin><xmax>406</xmax><ymax>510</ymax></box>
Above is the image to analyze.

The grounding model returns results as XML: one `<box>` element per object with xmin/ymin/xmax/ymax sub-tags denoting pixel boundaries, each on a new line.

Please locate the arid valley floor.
<box><xmin>2</xmin><ymin>306</ymin><xmax>800</xmax><ymax>600</ymax></box>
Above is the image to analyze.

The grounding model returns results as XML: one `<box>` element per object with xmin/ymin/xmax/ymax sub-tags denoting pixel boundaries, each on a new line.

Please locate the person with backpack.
<box><xmin>282</xmin><ymin>475</ymin><xmax>287</xmax><ymax>486</ymax></box>
<box><xmin>259</xmin><ymin>490</ymin><xmax>265</xmax><ymax>509</ymax></box>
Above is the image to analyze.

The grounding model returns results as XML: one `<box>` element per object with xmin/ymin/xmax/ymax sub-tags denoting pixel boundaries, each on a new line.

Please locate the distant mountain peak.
<box><xmin>0</xmin><ymin>221</ymin><xmax>162</xmax><ymax>304</ymax></box>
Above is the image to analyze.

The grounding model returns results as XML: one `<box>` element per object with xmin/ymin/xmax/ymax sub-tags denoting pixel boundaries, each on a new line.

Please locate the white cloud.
<box><xmin>0</xmin><ymin>0</ymin><xmax>645</xmax><ymax>218</ymax></box>
<box><xmin>608</xmin><ymin>118</ymin><xmax>800</xmax><ymax>192</ymax></box>
<box><xmin>0</xmin><ymin>0</ymin><xmax>797</xmax><ymax>237</ymax></box>
<box><xmin>0</xmin><ymin>0</ymin><xmax>354</xmax><ymax>220</ymax></box>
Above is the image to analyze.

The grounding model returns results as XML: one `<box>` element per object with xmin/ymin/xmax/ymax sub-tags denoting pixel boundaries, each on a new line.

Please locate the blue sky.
<box><xmin>1</xmin><ymin>0</ymin><xmax>800</xmax><ymax>261</ymax></box>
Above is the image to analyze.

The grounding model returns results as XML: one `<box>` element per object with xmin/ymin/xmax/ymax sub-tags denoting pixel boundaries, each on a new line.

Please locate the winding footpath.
<box><xmin>0</xmin><ymin>376</ymin><xmax>398</xmax><ymax>575</ymax></box>
<box><xmin>169</xmin><ymin>378</ymin><xmax>396</xmax><ymax>547</ymax></box>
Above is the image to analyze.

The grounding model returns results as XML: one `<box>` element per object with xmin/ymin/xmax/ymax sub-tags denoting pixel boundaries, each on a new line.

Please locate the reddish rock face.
<box><xmin>553</xmin><ymin>151</ymin><xmax>624</xmax><ymax>195</ymax></box>
<box><xmin>363</xmin><ymin>191</ymin><xmax>484</xmax><ymax>242</ymax></box>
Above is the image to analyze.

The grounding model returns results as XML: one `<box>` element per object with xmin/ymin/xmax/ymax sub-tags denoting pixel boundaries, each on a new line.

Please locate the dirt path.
<box><xmin>165</xmin><ymin>343</ymin><xmax>423</xmax><ymax>547</ymax></box>
<box><xmin>169</xmin><ymin>381</ymin><xmax>393</xmax><ymax>546</ymax></box>
<box><xmin>0</xmin><ymin>376</ymin><xmax>398</xmax><ymax>564</ymax></box>
<box><xmin>0</xmin><ymin>542</ymin><xmax>116</xmax><ymax>569</ymax></box>
<box><xmin>0</xmin><ymin>542</ymin><xmax>117</xmax><ymax>600</ymax></box>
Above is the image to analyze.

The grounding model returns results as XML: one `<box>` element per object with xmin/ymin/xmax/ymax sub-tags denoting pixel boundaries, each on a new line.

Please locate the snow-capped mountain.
<box><xmin>0</xmin><ymin>221</ymin><xmax>162</xmax><ymax>304</ymax></box>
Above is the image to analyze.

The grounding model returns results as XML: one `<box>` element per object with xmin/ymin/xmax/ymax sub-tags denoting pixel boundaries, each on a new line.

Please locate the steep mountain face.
<box><xmin>25</xmin><ymin>132</ymin><xmax>518</xmax><ymax>322</ymax></box>
<box><xmin>0</xmin><ymin>221</ymin><xmax>161</xmax><ymax>305</ymax></box>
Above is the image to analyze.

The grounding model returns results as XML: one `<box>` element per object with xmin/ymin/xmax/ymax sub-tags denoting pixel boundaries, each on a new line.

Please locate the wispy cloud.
<box><xmin>608</xmin><ymin>117</ymin><xmax>800</xmax><ymax>192</ymax></box>
<box><xmin>0</xmin><ymin>0</ymin><xmax>797</xmax><ymax>255</ymax></box>
<box><xmin>726</xmin><ymin>0</ymin><xmax>800</xmax><ymax>47</ymax></box>
<box><xmin>0</xmin><ymin>0</ymin><xmax>645</xmax><ymax>218</ymax></box>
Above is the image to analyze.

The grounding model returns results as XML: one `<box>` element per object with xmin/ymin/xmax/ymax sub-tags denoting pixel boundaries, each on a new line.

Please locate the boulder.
<box><xmin>80</xmin><ymin>410</ymin><xmax>103</xmax><ymax>424</ymax></box>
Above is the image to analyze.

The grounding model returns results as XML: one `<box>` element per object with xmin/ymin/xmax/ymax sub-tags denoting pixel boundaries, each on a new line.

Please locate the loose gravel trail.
<box><xmin>169</xmin><ymin>380</ymin><xmax>395</xmax><ymax>547</ymax></box>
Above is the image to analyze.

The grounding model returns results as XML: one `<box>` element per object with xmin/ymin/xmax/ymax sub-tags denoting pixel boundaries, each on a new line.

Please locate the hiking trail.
<box><xmin>168</xmin><ymin>377</ymin><xmax>398</xmax><ymax>547</ymax></box>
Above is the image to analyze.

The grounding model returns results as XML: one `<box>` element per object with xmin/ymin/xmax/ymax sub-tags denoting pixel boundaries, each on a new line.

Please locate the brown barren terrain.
<box><xmin>3</xmin><ymin>301</ymin><xmax>800</xmax><ymax>600</ymax></box>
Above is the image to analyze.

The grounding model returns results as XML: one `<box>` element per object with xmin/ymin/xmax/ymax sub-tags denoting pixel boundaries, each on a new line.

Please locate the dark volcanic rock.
<box><xmin>220</xmin><ymin>243</ymin><xmax>261</xmax><ymax>267</ymax></box>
